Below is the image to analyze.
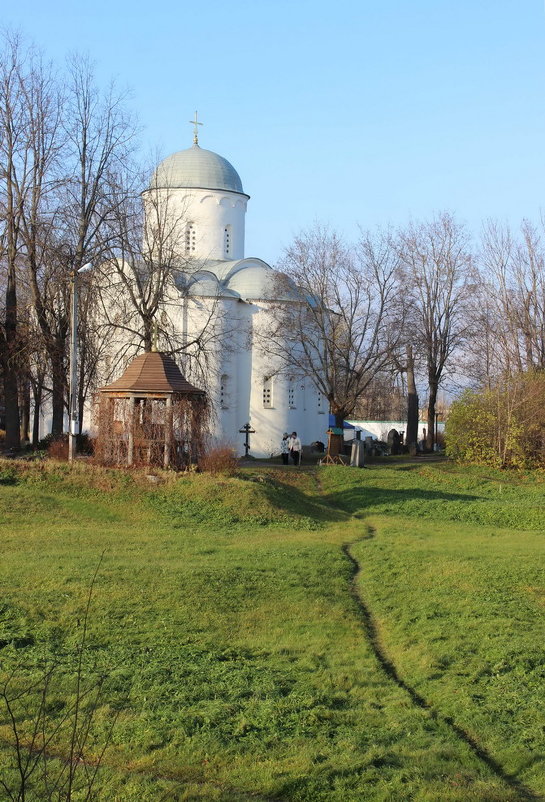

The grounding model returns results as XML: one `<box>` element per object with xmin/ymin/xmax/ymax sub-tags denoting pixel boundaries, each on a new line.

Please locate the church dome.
<box><xmin>152</xmin><ymin>144</ymin><xmax>246</xmax><ymax>194</ymax></box>
<box><xmin>225</xmin><ymin>262</ymin><xmax>299</xmax><ymax>301</ymax></box>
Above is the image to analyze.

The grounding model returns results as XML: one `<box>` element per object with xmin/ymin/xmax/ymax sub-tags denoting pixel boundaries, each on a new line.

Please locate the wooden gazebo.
<box><xmin>95</xmin><ymin>351</ymin><xmax>207</xmax><ymax>469</ymax></box>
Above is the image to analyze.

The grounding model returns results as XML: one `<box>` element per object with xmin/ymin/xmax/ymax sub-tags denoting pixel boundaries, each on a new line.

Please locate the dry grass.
<box><xmin>198</xmin><ymin>444</ymin><xmax>238</xmax><ymax>475</ymax></box>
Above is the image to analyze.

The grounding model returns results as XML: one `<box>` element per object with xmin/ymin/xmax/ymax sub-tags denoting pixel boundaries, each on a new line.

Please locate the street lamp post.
<box><xmin>68</xmin><ymin>262</ymin><xmax>93</xmax><ymax>462</ymax></box>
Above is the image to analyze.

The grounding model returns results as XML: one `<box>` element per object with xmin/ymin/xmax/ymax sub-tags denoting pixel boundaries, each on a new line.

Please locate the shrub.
<box><xmin>446</xmin><ymin>372</ymin><xmax>545</xmax><ymax>468</ymax></box>
<box><xmin>0</xmin><ymin>466</ymin><xmax>17</xmax><ymax>485</ymax></box>
<box><xmin>35</xmin><ymin>432</ymin><xmax>93</xmax><ymax>459</ymax></box>
<box><xmin>76</xmin><ymin>432</ymin><xmax>95</xmax><ymax>455</ymax></box>
<box><xmin>35</xmin><ymin>432</ymin><xmax>55</xmax><ymax>452</ymax></box>
<box><xmin>47</xmin><ymin>435</ymin><xmax>68</xmax><ymax>461</ymax></box>
<box><xmin>199</xmin><ymin>444</ymin><xmax>238</xmax><ymax>475</ymax></box>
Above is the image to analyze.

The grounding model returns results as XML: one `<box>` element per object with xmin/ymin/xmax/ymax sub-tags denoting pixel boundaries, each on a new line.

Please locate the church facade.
<box><xmin>95</xmin><ymin>133</ymin><xmax>329</xmax><ymax>459</ymax></box>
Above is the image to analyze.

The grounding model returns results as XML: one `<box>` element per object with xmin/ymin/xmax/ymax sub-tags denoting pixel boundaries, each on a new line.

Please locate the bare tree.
<box><xmin>94</xmin><ymin>170</ymin><xmax>232</xmax><ymax>401</ymax></box>
<box><xmin>60</xmin><ymin>55</ymin><xmax>137</xmax><ymax>270</ymax></box>
<box><xmin>475</xmin><ymin>221</ymin><xmax>521</xmax><ymax>383</ymax></box>
<box><xmin>0</xmin><ymin>40</ymin><xmax>138</xmax><ymax>443</ymax></box>
<box><xmin>388</xmin><ymin>344</ymin><xmax>420</xmax><ymax>453</ymax></box>
<box><xmin>478</xmin><ymin>219</ymin><xmax>545</xmax><ymax>385</ymax></box>
<box><xmin>36</xmin><ymin>55</ymin><xmax>138</xmax><ymax>435</ymax></box>
<box><xmin>0</xmin><ymin>32</ymin><xmax>29</xmax><ymax>449</ymax></box>
<box><xmin>512</xmin><ymin>220</ymin><xmax>545</xmax><ymax>369</ymax></box>
<box><xmin>352</xmin><ymin>369</ymin><xmax>406</xmax><ymax>420</ymax></box>
<box><xmin>404</xmin><ymin>344</ymin><xmax>419</xmax><ymax>453</ymax></box>
<box><xmin>14</xmin><ymin>47</ymin><xmax>67</xmax><ymax>439</ymax></box>
<box><xmin>96</xmin><ymin>171</ymin><xmax>192</xmax><ymax>355</ymax></box>
<box><xmin>265</xmin><ymin>224</ymin><xmax>403</xmax><ymax>427</ymax></box>
<box><xmin>399</xmin><ymin>212</ymin><xmax>473</xmax><ymax>450</ymax></box>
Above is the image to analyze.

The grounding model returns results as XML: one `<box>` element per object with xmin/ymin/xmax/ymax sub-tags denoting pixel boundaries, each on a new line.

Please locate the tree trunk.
<box><xmin>50</xmin><ymin>343</ymin><xmax>66</xmax><ymax>436</ymax></box>
<box><xmin>20</xmin><ymin>377</ymin><xmax>31</xmax><ymax>443</ymax></box>
<box><xmin>405</xmin><ymin>345</ymin><xmax>419</xmax><ymax>455</ymax></box>
<box><xmin>3</xmin><ymin>162</ymin><xmax>20</xmax><ymax>450</ymax></box>
<box><xmin>3</xmin><ymin>360</ymin><xmax>20</xmax><ymax>450</ymax></box>
<box><xmin>77</xmin><ymin>353</ymin><xmax>89</xmax><ymax>435</ymax></box>
<box><xmin>3</xmin><ymin>275</ymin><xmax>20</xmax><ymax>450</ymax></box>
<box><xmin>32</xmin><ymin>380</ymin><xmax>43</xmax><ymax>446</ymax></box>
<box><xmin>143</xmin><ymin>318</ymin><xmax>153</xmax><ymax>352</ymax></box>
<box><xmin>78</xmin><ymin>391</ymin><xmax>86</xmax><ymax>437</ymax></box>
<box><xmin>426</xmin><ymin>380</ymin><xmax>438</xmax><ymax>451</ymax></box>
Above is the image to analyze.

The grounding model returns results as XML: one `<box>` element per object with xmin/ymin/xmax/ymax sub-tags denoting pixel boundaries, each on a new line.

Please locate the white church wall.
<box><xmin>245</xmin><ymin>374</ymin><xmax>329</xmax><ymax>458</ymax></box>
<box><xmin>212</xmin><ymin>299</ymin><xmax>251</xmax><ymax>450</ymax></box>
<box><xmin>198</xmin><ymin>192</ymin><xmax>247</xmax><ymax>260</ymax></box>
<box><xmin>145</xmin><ymin>187</ymin><xmax>247</xmax><ymax>263</ymax></box>
<box><xmin>175</xmin><ymin>295</ymin><xmax>254</xmax><ymax>454</ymax></box>
<box><xmin>142</xmin><ymin>189</ymin><xmax>194</xmax><ymax>266</ymax></box>
<box><xmin>232</xmin><ymin>301</ymin><xmax>253</xmax><ymax>449</ymax></box>
<box><xmin>246</xmin><ymin>303</ymin><xmax>330</xmax><ymax>458</ymax></box>
<box><xmin>182</xmin><ymin>297</ymin><xmax>224</xmax><ymax>382</ymax></box>
<box><xmin>249</xmin><ymin>370</ymin><xmax>287</xmax><ymax>458</ymax></box>
<box><xmin>287</xmin><ymin>379</ymin><xmax>329</xmax><ymax>447</ymax></box>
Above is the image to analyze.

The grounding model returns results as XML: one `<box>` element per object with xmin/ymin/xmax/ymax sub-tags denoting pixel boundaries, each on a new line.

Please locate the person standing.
<box><xmin>289</xmin><ymin>431</ymin><xmax>302</xmax><ymax>466</ymax></box>
<box><xmin>281</xmin><ymin>433</ymin><xmax>290</xmax><ymax>465</ymax></box>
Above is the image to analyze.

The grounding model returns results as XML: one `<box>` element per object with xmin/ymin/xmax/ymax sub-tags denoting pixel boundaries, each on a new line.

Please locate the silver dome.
<box><xmin>152</xmin><ymin>144</ymin><xmax>245</xmax><ymax>194</ymax></box>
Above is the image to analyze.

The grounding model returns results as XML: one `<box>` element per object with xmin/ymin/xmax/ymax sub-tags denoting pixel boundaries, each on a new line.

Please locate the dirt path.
<box><xmin>342</xmin><ymin>528</ymin><xmax>543</xmax><ymax>801</ymax></box>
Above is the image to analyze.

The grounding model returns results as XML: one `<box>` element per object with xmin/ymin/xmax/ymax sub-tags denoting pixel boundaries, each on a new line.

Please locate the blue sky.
<box><xmin>5</xmin><ymin>1</ymin><xmax>545</xmax><ymax>263</ymax></box>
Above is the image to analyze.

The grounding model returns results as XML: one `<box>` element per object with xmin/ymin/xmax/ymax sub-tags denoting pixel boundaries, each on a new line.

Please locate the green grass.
<box><xmin>0</xmin><ymin>459</ymin><xmax>544</xmax><ymax>800</ymax></box>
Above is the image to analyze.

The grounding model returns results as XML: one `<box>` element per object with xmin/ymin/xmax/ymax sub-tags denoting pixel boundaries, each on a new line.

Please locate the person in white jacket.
<box><xmin>289</xmin><ymin>432</ymin><xmax>302</xmax><ymax>466</ymax></box>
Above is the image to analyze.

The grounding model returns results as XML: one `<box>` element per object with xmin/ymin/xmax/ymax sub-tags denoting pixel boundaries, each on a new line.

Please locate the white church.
<box><xmin>95</xmin><ymin>124</ymin><xmax>329</xmax><ymax>458</ymax></box>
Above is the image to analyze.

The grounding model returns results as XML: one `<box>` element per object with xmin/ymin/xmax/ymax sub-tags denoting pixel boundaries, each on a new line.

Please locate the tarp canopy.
<box><xmin>328</xmin><ymin>414</ymin><xmax>355</xmax><ymax>430</ymax></box>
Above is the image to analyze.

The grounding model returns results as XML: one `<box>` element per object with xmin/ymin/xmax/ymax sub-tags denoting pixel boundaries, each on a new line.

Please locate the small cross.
<box><xmin>189</xmin><ymin>111</ymin><xmax>203</xmax><ymax>145</ymax></box>
<box><xmin>239</xmin><ymin>422</ymin><xmax>255</xmax><ymax>457</ymax></box>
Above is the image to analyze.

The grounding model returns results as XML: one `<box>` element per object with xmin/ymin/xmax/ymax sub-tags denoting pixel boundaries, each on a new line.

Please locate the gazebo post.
<box><xmin>127</xmin><ymin>395</ymin><xmax>136</xmax><ymax>467</ymax></box>
<box><xmin>164</xmin><ymin>395</ymin><xmax>173</xmax><ymax>469</ymax></box>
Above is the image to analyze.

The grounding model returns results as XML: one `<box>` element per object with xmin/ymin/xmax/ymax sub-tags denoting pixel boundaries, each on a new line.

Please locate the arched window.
<box><xmin>220</xmin><ymin>374</ymin><xmax>229</xmax><ymax>409</ymax></box>
<box><xmin>288</xmin><ymin>376</ymin><xmax>296</xmax><ymax>409</ymax></box>
<box><xmin>224</xmin><ymin>225</ymin><xmax>231</xmax><ymax>257</ymax></box>
<box><xmin>185</xmin><ymin>223</ymin><xmax>196</xmax><ymax>253</ymax></box>
<box><xmin>263</xmin><ymin>376</ymin><xmax>273</xmax><ymax>408</ymax></box>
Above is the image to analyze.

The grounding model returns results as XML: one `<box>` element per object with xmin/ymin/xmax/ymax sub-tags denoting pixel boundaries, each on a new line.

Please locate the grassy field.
<box><xmin>0</xmin><ymin>458</ymin><xmax>544</xmax><ymax>800</ymax></box>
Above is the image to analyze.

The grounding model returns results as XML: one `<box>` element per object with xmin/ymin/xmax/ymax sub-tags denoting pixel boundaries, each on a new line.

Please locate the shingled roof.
<box><xmin>100</xmin><ymin>351</ymin><xmax>205</xmax><ymax>396</ymax></box>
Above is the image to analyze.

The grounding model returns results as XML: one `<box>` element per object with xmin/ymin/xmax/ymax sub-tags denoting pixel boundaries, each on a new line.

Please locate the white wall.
<box><xmin>346</xmin><ymin>419</ymin><xmax>445</xmax><ymax>443</ymax></box>
<box><xmin>244</xmin><ymin>303</ymin><xmax>329</xmax><ymax>457</ymax></box>
<box><xmin>143</xmin><ymin>187</ymin><xmax>247</xmax><ymax>262</ymax></box>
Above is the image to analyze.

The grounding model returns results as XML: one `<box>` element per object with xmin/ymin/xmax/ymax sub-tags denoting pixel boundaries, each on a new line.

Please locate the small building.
<box><xmin>95</xmin><ymin>351</ymin><xmax>207</xmax><ymax>469</ymax></box>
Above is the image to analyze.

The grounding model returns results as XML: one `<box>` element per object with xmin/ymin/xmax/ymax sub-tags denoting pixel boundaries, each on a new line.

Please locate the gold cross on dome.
<box><xmin>189</xmin><ymin>111</ymin><xmax>203</xmax><ymax>145</ymax></box>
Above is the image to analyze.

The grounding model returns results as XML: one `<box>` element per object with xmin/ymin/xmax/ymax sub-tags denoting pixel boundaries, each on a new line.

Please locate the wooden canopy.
<box><xmin>100</xmin><ymin>351</ymin><xmax>204</xmax><ymax>397</ymax></box>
